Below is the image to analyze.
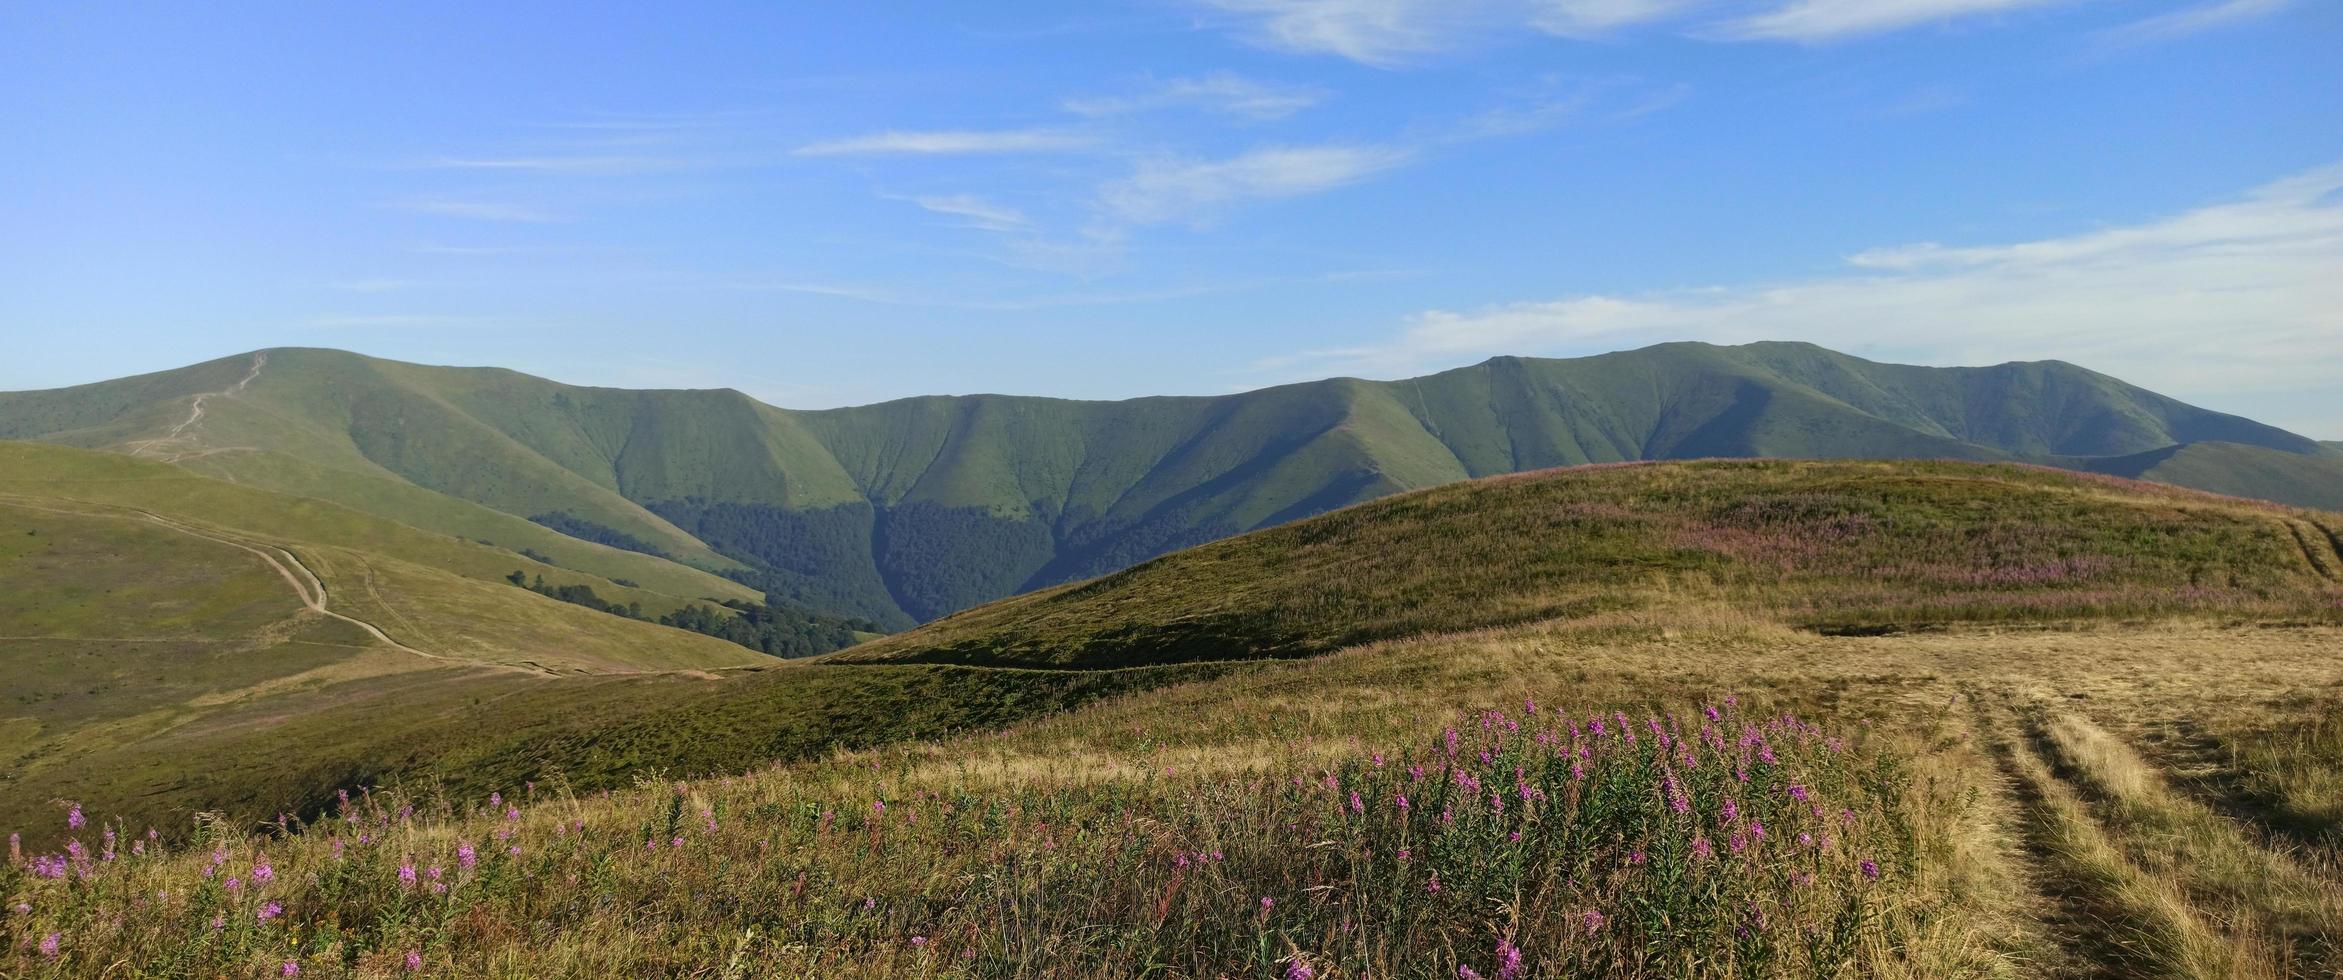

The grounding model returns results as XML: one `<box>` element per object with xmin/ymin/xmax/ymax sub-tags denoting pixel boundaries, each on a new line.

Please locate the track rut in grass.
<box><xmin>2012</xmin><ymin>697</ymin><xmax>2343</xmax><ymax>977</ymax></box>
<box><xmin>2284</xmin><ymin>519</ymin><xmax>2341</xmax><ymax>581</ymax></box>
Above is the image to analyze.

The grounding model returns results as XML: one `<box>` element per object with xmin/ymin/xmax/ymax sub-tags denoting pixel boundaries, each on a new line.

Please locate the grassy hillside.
<box><xmin>837</xmin><ymin>459</ymin><xmax>2343</xmax><ymax>668</ymax></box>
<box><xmin>8</xmin><ymin>456</ymin><xmax>2337</xmax><ymax>855</ymax></box>
<box><xmin>0</xmin><ymin>442</ymin><xmax>817</xmax><ymax>837</ymax></box>
<box><xmin>4</xmin><ymin>343</ymin><xmax>2336</xmax><ymax>632</ymax></box>
<box><xmin>2077</xmin><ymin>441</ymin><xmax>2343</xmax><ymax>510</ymax></box>
<box><xmin>9</xmin><ymin>528</ymin><xmax>2341</xmax><ymax>975</ymax></box>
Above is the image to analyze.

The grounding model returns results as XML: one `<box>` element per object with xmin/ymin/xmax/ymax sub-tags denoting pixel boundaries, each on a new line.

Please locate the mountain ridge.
<box><xmin>4</xmin><ymin>340</ymin><xmax>2335</xmax><ymax>627</ymax></box>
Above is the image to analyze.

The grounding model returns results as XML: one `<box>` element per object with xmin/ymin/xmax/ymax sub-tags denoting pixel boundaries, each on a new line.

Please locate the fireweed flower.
<box><xmin>1495</xmin><ymin>939</ymin><xmax>1524</xmax><ymax>979</ymax></box>
<box><xmin>39</xmin><ymin>933</ymin><xmax>60</xmax><ymax>958</ymax></box>
<box><xmin>458</xmin><ymin>842</ymin><xmax>477</xmax><ymax>869</ymax></box>
<box><xmin>1861</xmin><ymin>860</ymin><xmax>1882</xmax><ymax>880</ymax></box>
<box><xmin>66</xmin><ymin>804</ymin><xmax>84</xmax><ymax>830</ymax></box>
<box><xmin>282</xmin><ymin>960</ymin><xmax>300</xmax><ymax>976</ymax></box>
<box><xmin>398</xmin><ymin>863</ymin><xmax>417</xmax><ymax>888</ymax></box>
<box><xmin>258</xmin><ymin>901</ymin><xmax>284</xmax><ymax>922</ymax></box>
<box><xmin>1286</xmin><ymin>960</ymin><xmax>1316</xmax><ymax>980</ymax></box>
<box><xmin>252</xmin><ymin>860</ymin><xmax>274</xmax><ymax>883</ymax></box>
<box><xmin>404</xmin><ymin>951</ymin><xmax>423</xmax><ymax>972</ymax></box>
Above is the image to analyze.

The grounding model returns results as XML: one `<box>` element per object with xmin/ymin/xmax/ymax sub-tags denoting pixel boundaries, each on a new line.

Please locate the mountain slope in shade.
<box><xmin>2</xmin><ymin>341</ymin><xmax>2333</xmax><ymax>626</ymax></box>
<box><xmin>2075</xmin><ymin>441</ymin><xmax>2343</xmax><ymax>510</ymax></box>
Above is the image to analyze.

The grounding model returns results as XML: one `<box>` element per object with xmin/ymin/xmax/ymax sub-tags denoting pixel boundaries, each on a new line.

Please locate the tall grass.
<box><xmin>4</xmin><ymin>695</ymin><xmax>2003</xmax><ymax>978</ymax></box>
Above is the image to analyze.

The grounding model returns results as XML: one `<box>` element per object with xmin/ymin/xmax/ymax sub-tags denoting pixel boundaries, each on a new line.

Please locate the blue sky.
<box><xmin>3</xmin><ymin>1</ymin><xmax>2338</xmax><ymax>435</ymax></box>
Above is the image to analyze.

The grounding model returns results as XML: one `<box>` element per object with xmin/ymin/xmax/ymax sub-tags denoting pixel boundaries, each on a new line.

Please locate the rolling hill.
<box><xmin>6</xmin><ymin>457</ymin><xmax>2341</xmax><ymax>978</ymax></box>
<box><xmin>4</xmin><ymin>453</ymin><xmax>2336</xmax><ymax>849</ymax></box>
<box><xmin>0</xmin><ymin>443</ymin><xmax>910</xmax><ymax>837</ymax></box>
<box><xmin>3</xmin><ymin>342</ymin><xmax>2336</xmax><ymax>632</ymax></box>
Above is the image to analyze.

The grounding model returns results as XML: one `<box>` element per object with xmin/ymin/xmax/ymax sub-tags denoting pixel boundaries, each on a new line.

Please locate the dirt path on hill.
<box><xmin>129</xmin><ymin>351</ymin><xmax>265</xmax><ymax>460</ymax></box>
<box><xmin>130</xmin><ymin>510</ymin><xmax>554</xmax><ymax>677</ymax></box>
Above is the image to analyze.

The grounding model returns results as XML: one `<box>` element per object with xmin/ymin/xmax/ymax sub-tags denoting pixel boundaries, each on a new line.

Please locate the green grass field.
<box><xmin>6</xmin><ymin>454</ymin><xmax>2342</xmax><ymax>977</ymax></box>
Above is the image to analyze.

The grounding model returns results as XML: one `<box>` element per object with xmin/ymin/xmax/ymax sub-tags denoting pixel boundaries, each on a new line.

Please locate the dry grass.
<box><xmin>11</xmin><ymin>615</ymin><xmax>2343</xmax><ymax>977</ymax></box>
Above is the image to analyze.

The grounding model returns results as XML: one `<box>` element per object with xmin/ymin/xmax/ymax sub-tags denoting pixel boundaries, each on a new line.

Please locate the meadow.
<box><xmin>7</xmin><ymin>458</ymin><xmax>2343</xmax><ymax>977</ymax></box>
<box><xmin>8</xmin><ymin>614</ymin><xmax>2341</xmax><ymax>978</ymax></box>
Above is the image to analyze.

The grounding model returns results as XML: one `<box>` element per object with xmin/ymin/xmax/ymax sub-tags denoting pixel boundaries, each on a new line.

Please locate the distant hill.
<box><xmin>4</xmin><ymin>342</ymin><xmax>2335</xmax><ymax>627</ymax></box>
<box><xmin>834</xmin><ymin>459</ymin><xmax>2343</xmax><ymax>669</ymax></box>
<box><xmin>2074</xmin><ymin>441</ymin><xmax>2343</xmax><ymax>510</ymax></box>
<box><xmin>5</xmin><ymin>457</ymin><xmax>2334</xmax><ymax>842</ymax></box>
<box><xmin>0</xmin><ymin>442</ymin><xmax>1035</xmax><ymax>839</ymax></box>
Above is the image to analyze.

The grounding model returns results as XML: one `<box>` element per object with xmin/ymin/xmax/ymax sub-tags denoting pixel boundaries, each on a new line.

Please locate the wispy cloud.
<box><xmin>414</xmin><ymin>155</ymin><xmax>695</xmax><ymax>176</ymax></box>
<box><xmin>793</xmin><ymin>128</ymin><xmax>1095</xmax><ymax>156</ymax></box>
<box><xmin>2096</xmin><ymin>0</ymin><xmax>2293</xmax><ymax>47</ymax></box>
<box><xmin>1096</xmin><ymin>144</ymin><xmax>1413</xmax><ymax>225</ymax></box>
<box><xmin>388</xmin><ymin>199</ymin><xmax>563</xmax><ymax>222</ymax></box>
<box><xmin>1263</xmin><ymin>163</ymin><xmax>2343</xmax><ymax>408</ymax></box>
<box><xmin>1197</xmin><ymin>0</ymin><xmax>1525</xmax><ymax>67</ymax></box>
<box><xmin>1712</xmin><ymin>0</ymin><xmax>2080</xmax><ymax>42</ymax></box>
<box><xmin>1198</xmin><ymin>0</ymin><xmax>2157</xmax><ymax>59</ymax></box>
<box><xmin>908</xmin><ymin>194</ymin><xmax>1032</xmax><ymax>232</ymax></box>
<box><xmin>721</xmin><ymin>268</ymin><xmax>1416</xmax><ymax>311</ymax></box>
<box><xmin>1534</xmin><ymin>0</ymin><xmax>1696</xmax><ymax>37</ymax></box>
<box><xmin>1062</xmin><ymin>73</ymin><xmax>1329</xmax><ymax>120</ymax></box>
<box><xmin>305</xmin><ymin>314</ymin><xmax>506</xmax><ymax>328</ymax></box>
<box><xmin>326</xmin><ymin>279</ymin><xmax>428</xmax><ymax>293</ymax></box>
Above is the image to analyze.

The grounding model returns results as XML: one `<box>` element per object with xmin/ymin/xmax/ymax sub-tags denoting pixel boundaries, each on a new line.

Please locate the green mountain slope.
<box><xmin>834</xmin><ymin>459</ymin><xmax>2343</xmax><ymax>668</ymax></box>
<box><xmin>6</xmin><ymin>458</ymin><xmax>2336</xmax><ymax>846</ymax></box>
<box><xmin>0</xmin><ymin>442</ymin><xmax>906</xmax><ymax>836</ymax></box>
<box><xmin>4</xmin><ymin>342</ymin><xmax>2334</xmax><ymax>627</ymax></box>
<box><xmin>2074</xmin><ymin>440</ymin><xmax>2343</xmax><ymax>510</ymax></box>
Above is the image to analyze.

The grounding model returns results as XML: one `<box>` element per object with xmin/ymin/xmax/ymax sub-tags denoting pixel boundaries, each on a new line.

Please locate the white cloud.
<box><xmin>415</xmin><ymin>155</ymin><xmax>693</xmax><ymax>175</ymax></box>
<box><xmin>304</xmin><ymin>314</ymin><xmax>505</xmax><ymax>328</ymax></box>
<box><xmin>910</xmin><ymin>194</ymin><xmax>1032</xmax><ymax>232</ymax></box>
<box><xmin>1534</xmin><ymin>0</ymin><xmax>1696</xmax><ymax>37</ymax></box>
<box><xmin>1096</xmin><ymin>144</ymin><xmax>1412</xmax><ymax>225</ymax></box>
<box><xmin>792</xmin><ymin>129</ymin><xmax>1094</xmax><ymax>156</ymax></box>
<box><xmin>1268</xmin><ymin>163</ymin><xmax>2343</xmax><ymax>413</ymax></box>
<box><xmin>1063</xmin><ymin>73</ymin><xmax>1328</xmax><ymax>120</ymax></box>
<box><xmin>1713</xmin><ymin>0</ymin><xmax>2079</xmax><ymax>41</ymax></box>
<box><xmin>1198</xmin><ymin>0</ymin><xmax>1500</xmax><ymax>66</ymax></box>
<box><xmin>390</xmin><ymin>199</ymin><xmax>562</xmax><ymax>222</ymax></box>
<box><xmin>1199</xmin><ymin>0</ymin><xmax>2185</xmax><ymax>57</ymax></box>
<box><xmin>2097</xmin><ymin>0</ymin><xmax>2293</xmax><ymax>46</ymax></box>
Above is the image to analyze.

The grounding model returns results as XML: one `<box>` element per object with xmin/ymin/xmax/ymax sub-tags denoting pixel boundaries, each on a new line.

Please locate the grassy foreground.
<box><xmin>7</xmin><ymin>459</ymin><xmax>2342</xmax><ymax>976</ymax></box>
<box><xmin>9</xmin><ymin>615</ymin><xmax>2341</xmax><ymax>978</ymax></box>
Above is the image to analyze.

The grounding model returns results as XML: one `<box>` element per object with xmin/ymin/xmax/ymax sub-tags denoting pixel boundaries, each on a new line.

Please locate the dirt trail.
<box><xmin>130</xmin><ymin>351</ymin><xmax>265</xmax><ymax>460</ymax></box>
<box><xmin>129</xmin><ymin>510</ymin><xmax>553</xmax><ymax>677</ymax></box>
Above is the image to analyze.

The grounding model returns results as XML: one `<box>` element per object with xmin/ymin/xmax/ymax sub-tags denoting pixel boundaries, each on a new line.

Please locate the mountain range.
<box><xmin>3</xmin><ymin>341</ymin><xmax>2337</xmax><ymax>630</ymax></box>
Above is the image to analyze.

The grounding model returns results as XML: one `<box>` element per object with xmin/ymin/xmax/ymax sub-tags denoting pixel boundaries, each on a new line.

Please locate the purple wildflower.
<box><xmin>1496</xmin><ymin>938</ymin><xmax>1524</xmax><ymax>979</ymax></box>
<box><xmin>404</xmin><ymin>951</ymin><xmax>423</xmax><ymax>972</ymax></box>
<box><xmin>282</xmin><ymin>960</ymin><xmax>301</xmax><ymax>977</ymax></box>
<box><xmin>1583</xmin><ymin>909</ymin><xmax>1607</xmax><ymax>933</ymax></box>
<box><xmin>457</xmin><ymin>842</ymin><xmax>476</xmax><ymax>869</ymax></box>
<box><xmin>258</xmin><ymin>901</ymin><xmax>284</xmax><ymax>922</ymax></box>
<box><xmin>66</xmin><ymin>804</ymin><xmax>84</xmax><ymax>830</ymax></box>
<box><xmin>39</xmin><ymin>933</ymin><xmax>60</xmax><ymax>958</ymax></box>
<box><xmin>1861</xmin><ymin>860</ymin><xmax>1881</xmax><ymax>880</ymax></box>
<box><xmin>1286</xmin><ymin>960</ymin><xmax>1316</xmax><ymax>980</ymax></box>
